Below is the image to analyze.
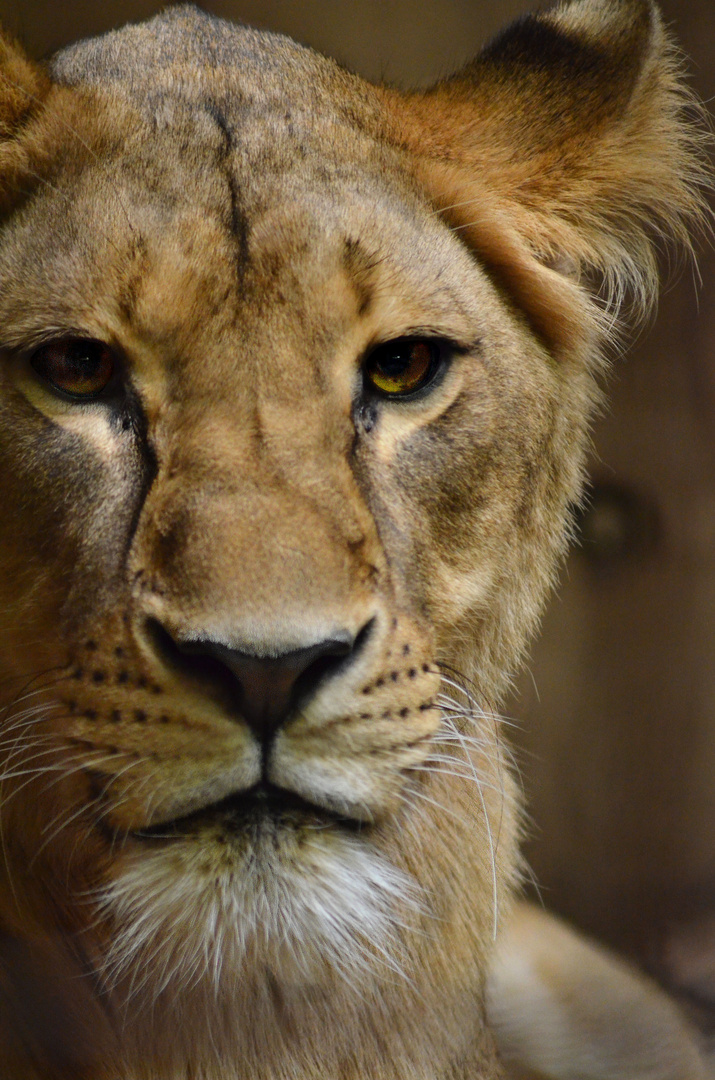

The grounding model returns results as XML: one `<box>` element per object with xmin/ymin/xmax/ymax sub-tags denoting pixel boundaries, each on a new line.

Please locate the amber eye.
<box><xmin>364</xmin><ymin>338</ymin><xmax>442</xmax><ymax>397</ymax></box>
<box><xmin>30</xmin><ymin>338</ymin><xmax>115</xmax><ymax>400</ymax></box>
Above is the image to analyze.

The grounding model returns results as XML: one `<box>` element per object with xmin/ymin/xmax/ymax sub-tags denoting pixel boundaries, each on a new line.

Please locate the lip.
<box><xmin>132</xmin><ymin>782</ymin><xmax>365</xmax><ymax>840</ymax></box>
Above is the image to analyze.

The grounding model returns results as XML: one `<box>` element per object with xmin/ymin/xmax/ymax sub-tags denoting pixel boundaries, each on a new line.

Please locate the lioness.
<box><xmin>0</xmin><ymin>1</ymin><xmax>709</xmax><ymax>1077</ymax></box>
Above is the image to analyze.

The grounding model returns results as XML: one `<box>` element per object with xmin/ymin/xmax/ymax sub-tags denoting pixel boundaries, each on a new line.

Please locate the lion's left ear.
<box><xmin>383</xmin><ymin>0</ymin><xmax>710</xmax><ymax>341</ymax></box>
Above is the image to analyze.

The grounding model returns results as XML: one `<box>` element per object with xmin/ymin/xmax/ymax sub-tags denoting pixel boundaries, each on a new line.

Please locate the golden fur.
<box><xmin>0</xmin><ymin>2</ymin><xmax>708</xmax><ymax>1077</ymax></box>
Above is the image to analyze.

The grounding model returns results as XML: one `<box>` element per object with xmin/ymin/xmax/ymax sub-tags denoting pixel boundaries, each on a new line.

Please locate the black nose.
<box><xmin>147</xmin><ymin>620</ymin><xmax>371</xmax><ymax>743</ymax></box>
<box><xmin>195</xmin><ymin>637</ymin><xmax>354</xmax><ymax>741</ymax></box>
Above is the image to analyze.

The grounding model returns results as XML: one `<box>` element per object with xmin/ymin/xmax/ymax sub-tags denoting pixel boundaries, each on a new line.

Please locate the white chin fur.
<box><xmin>96</xmin><ymin>820</ymin><xmax>422</xmax><ymax>1006</ymax></box>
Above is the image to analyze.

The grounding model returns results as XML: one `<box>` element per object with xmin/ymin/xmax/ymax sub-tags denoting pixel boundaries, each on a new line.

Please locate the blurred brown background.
<box><xmin>4</xmin><ymin>0</ymin><xmax>715</xmax><ymax>1022</ymax></box>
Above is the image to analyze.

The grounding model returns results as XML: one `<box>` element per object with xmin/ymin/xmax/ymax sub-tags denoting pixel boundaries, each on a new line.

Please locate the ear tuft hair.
<box><xmin>0</xmin><ymin>30</ymin><xmax>52</xmax><ymax>212</ymax></box>
<box><xmin>0</xmin><ymin>31</ymin><xmax>49</xmax><ymax>138</ymax></box>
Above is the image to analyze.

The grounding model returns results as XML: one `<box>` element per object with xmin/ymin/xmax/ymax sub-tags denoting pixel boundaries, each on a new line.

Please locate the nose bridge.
<box><xmin>133</xmin><ymin>400</ymin><xmax>380</xmax><ymax>638</ymax></box>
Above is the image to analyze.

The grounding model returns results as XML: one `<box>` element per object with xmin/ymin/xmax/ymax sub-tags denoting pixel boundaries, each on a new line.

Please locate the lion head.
<box><xmin>0</xmin><ymin>2</ymin><xmax>706</xmax><ymax>1077</ymax></box>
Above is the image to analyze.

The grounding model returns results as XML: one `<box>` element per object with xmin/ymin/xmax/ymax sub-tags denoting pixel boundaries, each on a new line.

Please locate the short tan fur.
<box><xmin>0</xmin><ymin>2</ymin><xmax>708</xmax><ymax>1077</ymax></box>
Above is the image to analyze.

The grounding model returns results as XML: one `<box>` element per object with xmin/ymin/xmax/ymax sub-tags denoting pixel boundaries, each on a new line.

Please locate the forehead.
<box><xmin>0</xmin><ymin>135</ymin><xmax>481</xmax><ymax>351</ymax></box>
<box><xmin>0</xmin><ymin>9</ymin><xmax>490</xmax><ymax>376</ymax></box>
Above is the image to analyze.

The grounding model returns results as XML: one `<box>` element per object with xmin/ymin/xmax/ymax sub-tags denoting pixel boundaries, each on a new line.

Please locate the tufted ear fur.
<box><xmin>383</xmin><ymin>0</ymin><xmax>711</xmax><ymax>351</ymax></box>
<box><xmin>0</xmin><ymin>31</ymin><xmax>48</xmax><ymax>136</ymax></box>
<box><xmin>0</xmin><ymin>30</ymin><xmax>51</xmax><ymax>210</ymax></box>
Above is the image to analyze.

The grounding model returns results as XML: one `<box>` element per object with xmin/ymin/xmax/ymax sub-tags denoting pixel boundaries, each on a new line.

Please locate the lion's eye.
<box><xmin>364</xmin><ymin>338</ymin><xmax>442</xmax><ymax>397</ymax></box>
<box><xmin>30</xmin><ymin>338</ymin><xmax>115</xmax><ymax>400</ymax></box>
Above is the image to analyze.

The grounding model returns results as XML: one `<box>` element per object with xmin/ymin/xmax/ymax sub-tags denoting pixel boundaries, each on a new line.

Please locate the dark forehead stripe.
<box><xmin>201</xmin><ymin>98</ymin><xmax>251</xmax><ymax>280</ymax></box>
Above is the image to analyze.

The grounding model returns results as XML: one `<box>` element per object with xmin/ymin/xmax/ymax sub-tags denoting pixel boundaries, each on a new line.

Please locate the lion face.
<box><xmin>0</xmin><ymin>3</ymin><xmax>705</xmax><ymax>1077</ymax></box>
<box><xmin>0</xmin><ymin>27</ymin><xmax>529</xmax><ymax>1068</ymax></box>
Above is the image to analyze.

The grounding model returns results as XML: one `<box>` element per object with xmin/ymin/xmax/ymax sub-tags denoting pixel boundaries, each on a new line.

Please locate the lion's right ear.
<box><xmin>0</xmin><ymin>31</ymin><xmax>49</xmax><ymax>137</ymax></box>
<box><xmin>0</xmin><ymin>30</ymin><xmax>51</xmax><ymax>207</ymax></box>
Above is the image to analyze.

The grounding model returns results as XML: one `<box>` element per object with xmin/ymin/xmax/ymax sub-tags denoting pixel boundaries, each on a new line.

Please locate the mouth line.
<box><xmin>132</xmin><ymin>782</ymin><xmax>366</xmax><ymax>840</ymax></box>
